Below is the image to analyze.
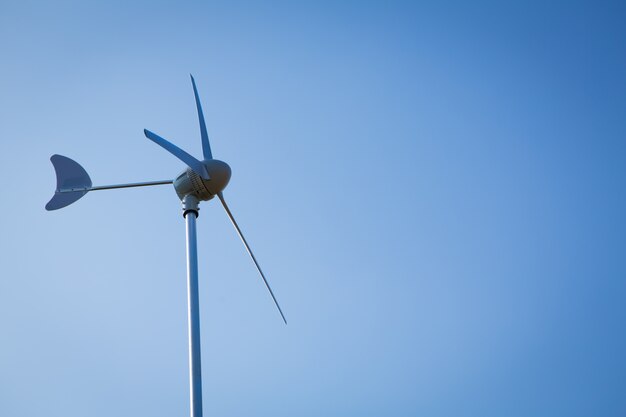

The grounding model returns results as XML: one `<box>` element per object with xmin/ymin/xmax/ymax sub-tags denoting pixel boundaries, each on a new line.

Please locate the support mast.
<box><xmin>183</xmin><ymin>194</ymin><xmax>203</xmax><ymax>417</ymax></box>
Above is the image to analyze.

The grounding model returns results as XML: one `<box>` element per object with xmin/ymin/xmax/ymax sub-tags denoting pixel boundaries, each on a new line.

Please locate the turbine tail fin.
<box><xmin>45</xmin><ymin>154</ymin><xmax>92</xmax><ymax>211</ymax></box>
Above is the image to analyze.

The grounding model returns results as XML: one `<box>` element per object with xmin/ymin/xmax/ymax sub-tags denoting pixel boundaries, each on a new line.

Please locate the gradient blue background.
<box><xmin>1</xmin><ymin>1</ymin><xmax>625</xmax><ymax>416</ymax></box>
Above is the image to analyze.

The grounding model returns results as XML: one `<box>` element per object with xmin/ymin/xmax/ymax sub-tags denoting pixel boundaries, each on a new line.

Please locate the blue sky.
<box><xmin>1</xmin><ymin>1</ymin><xmax>625</xmax><ymax>416</ymax></box>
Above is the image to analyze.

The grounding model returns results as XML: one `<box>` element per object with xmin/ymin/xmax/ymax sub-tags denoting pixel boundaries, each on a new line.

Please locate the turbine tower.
<box><xmin>46</xmin><ymin>75</ymin><xmax>286</xmax><ymax>417</ymax></box>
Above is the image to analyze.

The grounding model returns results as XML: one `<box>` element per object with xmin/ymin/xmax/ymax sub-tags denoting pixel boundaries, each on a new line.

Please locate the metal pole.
<box><xmin>183</xmin><ymin>195</ymin><xmax>203</xmax><ymax>417</ymax></box>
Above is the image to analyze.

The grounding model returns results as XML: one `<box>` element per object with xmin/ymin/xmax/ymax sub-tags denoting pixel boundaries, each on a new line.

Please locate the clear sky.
<box><xmin>1</xmin><ymin>1</ymin><xmax>625</xmax><ymax>416</ymax></box>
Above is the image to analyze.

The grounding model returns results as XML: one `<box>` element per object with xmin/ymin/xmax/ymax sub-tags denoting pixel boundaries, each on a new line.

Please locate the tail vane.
<box><xmin>45</xmin><ymin>154</ymin><xmax>92</xmax><ymax>211</ymax></box>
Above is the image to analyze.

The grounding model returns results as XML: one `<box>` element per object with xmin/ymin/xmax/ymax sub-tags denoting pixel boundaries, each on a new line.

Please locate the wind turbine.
<box><xmin>46</xmin><ymin>75</ymin><xmax>286</xmax><ymax>417</ymax></box>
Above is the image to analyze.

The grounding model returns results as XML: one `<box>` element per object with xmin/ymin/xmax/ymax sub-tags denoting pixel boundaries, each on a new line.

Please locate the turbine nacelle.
<box><xmin>173</xmin><ymin>159</ymin><xmax>231</xmax><ymax>201</ymax></box>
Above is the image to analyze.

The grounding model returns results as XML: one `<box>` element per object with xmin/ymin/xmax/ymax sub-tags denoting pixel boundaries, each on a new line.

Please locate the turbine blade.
<box><xmin>217</xmin><ymin>192</ymin><xmax>287</xmax><ymax>324</ymax></box>
<box><xmin>144</xmin><ymin>129</ymin><xmax>209</xmax><ymax>179</ymax></box>
<box><xmin>190</xmin><ymin>75</ymin><xmax>213</xmax><ymax>160</ymax></box>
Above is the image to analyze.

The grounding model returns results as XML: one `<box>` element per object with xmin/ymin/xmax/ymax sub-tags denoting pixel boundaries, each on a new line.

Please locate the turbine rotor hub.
<box><xmin>173</xmin><ymin>159</ymin><xmax>231</xmax><ymax>201</ymax></box>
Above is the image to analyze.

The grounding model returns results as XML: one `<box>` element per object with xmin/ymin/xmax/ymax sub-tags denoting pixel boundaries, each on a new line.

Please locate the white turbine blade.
<box><xmin>144</xmin><ymin>129</ymin><xmax>209</xmax><ymax>179</ymax></box>
<box><xmin>217</xmin><ymin>192</ymin><xmax>287</xmax><ymax>324</ymax></box>
<box><xmin>190</xmin><ymin>75</ymin><xmax>213</xmax><ymax>160</ymax></box>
